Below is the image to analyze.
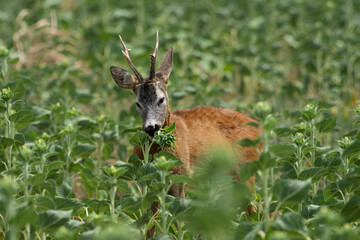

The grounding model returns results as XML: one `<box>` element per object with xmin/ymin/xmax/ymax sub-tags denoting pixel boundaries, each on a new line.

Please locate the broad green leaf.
<box><xmin>239</xmin><ymin>161</ymin><xmax>260</xmax><ymax>182</ymax></box>
<box><xmin>53</xmin><ymin>197</ymin><xmax>83</xmax><ymax>210</ymax></box>
<box><xmin>274</xmin><ymin>127</ymin><xmax>294</xmax><ymax>137</ymax></box>
<box><xmin>341</xmin><ymin>196</ymin><xmax>360</xmax><ymax>222</ymax></box>
<box><xmin>0</xmin><ymin>136</ymin><xmax>14</xmax><ymax>149</ymax></box>
<box><xmin>323</xmin><ymin>183</ymin><xmax>342</xmax><ymax>202</ymax></box>
<box><xmin>14</xmin><ymin>133</ymin><xmax>25</xmax><ymax>146</ymax></box>
<box><xmin>235</xmin><ymin>223</ymin><xmax>261</xmax><ymax>240</ymax></box>
<box><xmin>301</xmin><ymin>110</ymin><xmax>316</xmax><ymax>122</ymax></box>
<box><xmin>7</xmin><ymin>57</ymin><xmax>19</xmax><ymax>65</ymax></box>
<box><xmin>35</xmin><ymin>196</ymin><xmax>56</xmax><ymax>211</ymax></box>
<box><xmin>302</xmin><ymin>204</ymin><xmax>320</xmax><ymax>219</ymax></box>
<box><xmin>119</xmin><ymin>126</ymin><xmax>142</xmax><ymax>135</ymax></box>
<box><xmin>78</xmin><ymin>228</ymin><xmax>99</xmax><ymax>240</ymax></box>
<box><xmin>27</xmin><ymin>173</ymin><xmax>46</xmax><ymax>186</ymax></box>
<box><xmin>132</xmin><ymin>211</ymin><xmax>152</xmax><ymax>228</ymax></box>
<box><xmin>273</xmin><ymin>179</ymin><xmax>311</xmax><ymax>202</ymax></box>
<box><xmin>270</xmin><ymin>144</ymin><xmax>296</xmax><ymax>157</ymax></box>
<box><xmin>102</xmin><ymin>142</ymin><xmax>114</xmax><ymax>159</ymax></box>
<box><xmin>56</xmin><ymin>178</ymin><xmax>73</xmax><ymax>198</ymax></box>
<box><xmin>77</xmin><ymin>117</ymin><xmax>97</xmax><ymax>129</ymax></box>
<box><xmin>272</xmin><ymin>212</ymin><xmax>308</xmax><ymax>235</ymax></box>
<box><xmin>168</xmin><ymin>197</ymin><xmax>191</xmax><ymax>218</ymax></box>
<box><xmin>316</xmin><ymin>117</ymin><xmax>336</xmax><ymax>133</ymax></box>
<box><xmin>9</xmin><ymin>110</ymin><xmax>33</xmax><ymax>124</ymax></box>
<box><xmin>342</xmin><ymin>140</ymin><xmax>360</xmax><ymax>158</ymax></box>
<box><xmin>169</xmin><ymin>174</ymin><xmax>193</xmax><ymax>184</ymax></box>
<box><xmin>153</xmin><ymin>151</ymin><xmax>183</xmax><ymax>171</ymax></box>
<box><xmin>38</xmin><ymin>209</ymin><xmax>72</xmax><ymax>231</ymax></box>
<box><xmin>118</xmin><ymin>196</ymin><xmax>142</xmax><ymax>214</ymax></box>
<box><xmin>236</xmin><ymin>137</ymin><xmax>261</xmax><ymax>147</ymax></box>
<box><xmin>298</xmin><ymin>167</ymin><xmax>328</xmax><ymax>182</ymax></box>
<box><xmin>129</xmin><ymin>130</ymin><xmax>148</xmax><ymax>146</ymax></box>
<box><xmin>45</xmin><ymin>160</ymin><xmax>65</xmax><ymax>171</ymax></box>
<box><xmin>71</xmin><ymin>143</ymin><xmax>96</xmax><ymax>158</ymax></box>
<box><xmin>239</xmin><ymin>152</ymin><xmax>275</xmax><ymax>181</ymax></box>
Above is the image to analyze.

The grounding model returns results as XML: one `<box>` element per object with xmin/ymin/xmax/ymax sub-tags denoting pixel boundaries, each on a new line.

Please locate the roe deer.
<box><xmin>110</xmin><ymin>32</ymin><xmax>262</xmax><ymax>236</ymax></box>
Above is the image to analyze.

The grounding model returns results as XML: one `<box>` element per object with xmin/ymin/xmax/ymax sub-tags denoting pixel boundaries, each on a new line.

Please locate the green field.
<box><xmin>0</xmin><ymin>0</ymin><xmax>360</xmax><ymax>239</ymax></box>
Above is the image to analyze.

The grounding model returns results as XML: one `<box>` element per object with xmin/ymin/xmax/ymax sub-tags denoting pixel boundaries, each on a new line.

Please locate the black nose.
<box><xmin>144</xmin><ymin>124</ymin><xmax>160</xmax><ymax>137</ymax></box>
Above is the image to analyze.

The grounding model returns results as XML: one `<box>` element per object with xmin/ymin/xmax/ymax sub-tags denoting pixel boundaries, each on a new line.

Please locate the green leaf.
<box><xmin>129</xmin><ymin>131</ymin><xmax>148</xmax><ymax>146</ymax></box>
<box><xmin>164</xmin><ymin>121</ymin><xmax>176</xmax><ymax>133</ymax></box>
<box><xmin>269</xmin><ymin>144</ymin><xmax>296</xmax><ymax>157</ymax></box>
<box><xmin>341</xmin><ymin>196</ymin><xmax>360</xmax><ymax>222</ymax></box>
<box><xmin>9</xmin><ymin>110</ymin><xmax>33</xmax><ymax>124</ymax></box>
<box><xmin>132</xmin><ymin>211</ymin><xmax>152</xmax><ymax>228</ymax></box>
<box><xmin>239</xmin><ymin>161</ymin><xmax>260</xmax><ymax>182</ymax></box>
<box><xmin>274</xmin><ymin>128</ymin><xmax>294</xmax><ymax>137</ymax></box>
<box><xmin>168</xmin><ymin>197</ymin><xmax>191</xmax><ymax>218</ymax></box>
<box><xmin>272</xmin><ymin>212</ymin><xmax>308</xmax><ymax>234</ymax></box>
<box><xmin>316</xmin><ymin>117</ymin><xmax>336</xmax><ymax>133</ymax></box>
<box><xmin>53</xmin><ymin>197</ymin><xmax>83</xmax><ymax>210</ymax></box>
<box><xmin>77</xmin><ymin>117</ymin><xmax>97</xmax><ymax>129</ymax></box>
<box><xmin>273</xmin><ymin>179</ymin><xmax>311</xmax><ymax>202</ymax></box>
<box><xmin>102</xmin><ymin>143</ymin><xmax>114</xmax><ymax>159</ymax></box>
<box><xmin>14</xmin><ymin>133</ymin><xmax>25</xmax><ymax>146</ymax></box>
<box><xmin>35</xmin><ymin>196</ymin><xmax>56</xmax><ymax>211</ymax></box>
<box><xmin>153</xmin><ymin>151</ymin><xmax>183</xmax><ymax>171</ymax></box>
<box><xmin>169</xmin><ymin>174</ymin><xmax>193</xmax><ymax>184</ymax></box>
<box><xmin>118</xmin><ymin>196</ymin><xmax>142</xmax><ymax>214</ymax></box>
<box><xmin>119</xmin><ymin>126</ymin><xmax>142</xmax><ymax>135</ymax></box>
<box><xmin>301</xmin><ymin>110</ymin><xmax>316</xmax><ymax>122</ymax></box>
<box><xmin>71</xmin><ymin>143</ymin><xmax>96</xmax><ymax>158</ymax></box>
<box><xmin>236</xmin><ymin>137</ymin><xmax>260</xmax><ymax>147</ymax></box>
<box><xmin>0</xmin><ymin>136</ymin><xmax>14</xmax><ymax>149</ymax></box>
<box><xmin>7</xmin><ymin>57</ymin><xmax>19</xmax><ymax>65</ymax></box>
<box><xmin>38</xmin><ymin>209</ymin><xmax>72</xmax><ymax>231</ymax></box>
<box><xmin>239</xmin><ymin>152</ymin><xmax>275</xmax><ymax>181</ymax></box>
<box><xmin>56</xmin><ymin>178</ymin><xmax>73</xmax><ymax>198</ymax></box>
<box><xmin>27</xmin><ymin>173</ymin><xmax>46</xmax><ymax>187</ymax></box>
<box><xmin>298</xmin><ymin>167</ymin><xmax>328</xmax><ymax>182</ymax></box>
<box><xmin>342</xmin><ymin>140</ymin><xmax>360</xmax><ymax>158</ymax></box>
<box><xmin>302</xmin><ymin>204</ymin><xmax>320</xmax><ymax>219</ymax></box>
<box><xmin>45</xmin><ymin>160</ymin><xmax>65</xmax><ymax>171</ymax></box>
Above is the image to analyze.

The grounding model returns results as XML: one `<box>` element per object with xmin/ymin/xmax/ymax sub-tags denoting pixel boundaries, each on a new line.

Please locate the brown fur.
<box><xmin>133</xmin><ymin>106</ymin><xmax>262</xmax><ymax>197</ymax></box>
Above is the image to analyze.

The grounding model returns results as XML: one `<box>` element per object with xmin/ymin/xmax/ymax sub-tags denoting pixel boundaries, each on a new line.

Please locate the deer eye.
<box><xmin>136</xmin><ymin>103</ymin><xmax>141</xmax><ymax>108</ymax></box>
<box><xmin>158</xmin><ymin>97</ymin><xmax>165</xmax><ymax>105</ymax></box>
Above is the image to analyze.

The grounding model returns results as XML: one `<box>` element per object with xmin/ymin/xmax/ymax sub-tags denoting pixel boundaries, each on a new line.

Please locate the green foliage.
<box><xmin>0</xmin><ymin>0</ymin><xmax>360</xmax><ymax>239</ymax></box>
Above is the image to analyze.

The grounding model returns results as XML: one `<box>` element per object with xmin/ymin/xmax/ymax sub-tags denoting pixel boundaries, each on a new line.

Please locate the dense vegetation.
<box><xmin>0</xmin><ymin>0</ymin><xmax>360</xmax><ymax>239</ymax></box>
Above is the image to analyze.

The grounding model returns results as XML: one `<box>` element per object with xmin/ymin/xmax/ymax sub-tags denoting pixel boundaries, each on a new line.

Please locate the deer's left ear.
<box><xmin>156</xmin><ymin>47</ymin><xmax>173</xmax><ymax>84</ymax></box>
<box><xmin>110</xmin><ymin>66</ymin><xmax>139</xmax><ymax>91</ymax></box>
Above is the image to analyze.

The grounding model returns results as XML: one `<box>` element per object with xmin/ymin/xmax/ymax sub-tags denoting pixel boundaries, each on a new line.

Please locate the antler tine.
<box><xmin>118</xmin><ymin>35</ymin><xmax>144</xmax><ymax>83</ymax></box>
<box><xmin>149</xmin><ymin>31</ymin><xmax>159</xmax><ymax>80</ymax></box>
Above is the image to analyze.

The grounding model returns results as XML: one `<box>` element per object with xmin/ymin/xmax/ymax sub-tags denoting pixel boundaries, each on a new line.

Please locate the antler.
<box><xmin>118</xmin><ymin>35</ymin><xmax>144</xmax><ymax>83</ymax></box>
<box><xmin>149</xmin><ymin>31</ymin><xmax>159</xmax><ymax>80</ymax></box>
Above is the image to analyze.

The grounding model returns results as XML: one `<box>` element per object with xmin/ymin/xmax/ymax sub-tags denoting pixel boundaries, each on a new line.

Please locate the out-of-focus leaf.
<box><xmin>273</xmin><ymin>179</ymin><xmax>311</xmax><ymax>202</ymax></box>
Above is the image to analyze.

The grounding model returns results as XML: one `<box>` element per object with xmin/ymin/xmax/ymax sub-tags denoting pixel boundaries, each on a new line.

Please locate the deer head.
<box><xmin>110</xmin><ymin>32</ymin><xmax>173</xmax><ymax>136</ymax></box>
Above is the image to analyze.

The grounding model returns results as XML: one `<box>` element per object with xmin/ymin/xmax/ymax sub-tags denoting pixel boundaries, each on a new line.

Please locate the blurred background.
<box><xmin>1</xmin><ymin>0</ymin><xmax>359</xmax><ymax>142</ymax></box>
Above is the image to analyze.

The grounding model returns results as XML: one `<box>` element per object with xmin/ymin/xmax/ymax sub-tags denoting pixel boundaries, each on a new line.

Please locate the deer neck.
<box><xmin>163</xmin><ymin>104</ymin><xmax>171</xmax><ymax>127</ymax></box>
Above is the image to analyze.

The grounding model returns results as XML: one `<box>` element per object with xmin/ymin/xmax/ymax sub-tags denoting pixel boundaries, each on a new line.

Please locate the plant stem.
<box><xmin>110</xmin><ymin>185</ymin><xmax>117</xmax><ymax>221</ymax></box>
<box><xmin>263</xmin><ymin>169</ymin><xmax>270</xmax><ymax>232</ymax></box>
<box><xmin>310</xmin><ymin>119</ymin><xmax>317</xmax><ymax>196</ymax></box>
<box><xmin>160</xmin><ymin>173</ymin><xmax>168</xmax><ymax>235</ymax></box>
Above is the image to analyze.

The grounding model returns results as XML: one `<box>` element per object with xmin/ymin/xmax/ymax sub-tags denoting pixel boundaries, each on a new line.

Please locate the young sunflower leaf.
<box><xmin>273</xmin><ymin>179</ymin><xmax>311</xmax><ymax>202</ymax></box>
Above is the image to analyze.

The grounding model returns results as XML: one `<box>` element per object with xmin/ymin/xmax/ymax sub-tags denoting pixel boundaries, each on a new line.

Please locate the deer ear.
<box><xmin>157</xmin><ymin>47</ymin><xmax>173</xmax><ymax>82</ymax></box>
<box><xmin>110</xmin><ymin>66</ymin><xmax>138</xmax><ymax>91</ymax></box>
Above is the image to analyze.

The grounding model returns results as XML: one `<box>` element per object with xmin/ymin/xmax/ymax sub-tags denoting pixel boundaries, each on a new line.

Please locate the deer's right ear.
<box><xmin>110</xmin><ymin>66</ymin><xmax>138</xmax><ymax>91</ymax></box>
